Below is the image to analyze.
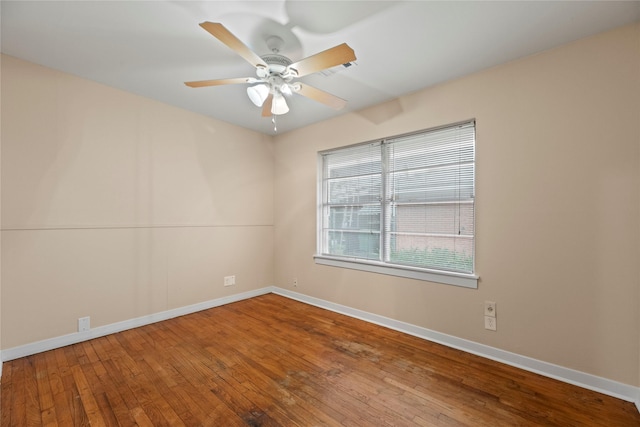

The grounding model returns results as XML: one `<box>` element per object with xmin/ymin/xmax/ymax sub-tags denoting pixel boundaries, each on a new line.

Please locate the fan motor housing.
<box><xmin>261</xmin><ymin>53</ymin><xmax>292</xmax><ymax>74</ymax></box>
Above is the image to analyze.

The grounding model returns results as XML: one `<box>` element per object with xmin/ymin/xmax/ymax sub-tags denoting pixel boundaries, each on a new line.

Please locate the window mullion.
<box><xmin>381</xmin><ymin>141</ymin><xmax>390</xmax><ymax>263</ymax></box>
<box><xmin>319</xmin><ymin>156</ymin><xmax>329</xmax><ymax>255</ymax></box>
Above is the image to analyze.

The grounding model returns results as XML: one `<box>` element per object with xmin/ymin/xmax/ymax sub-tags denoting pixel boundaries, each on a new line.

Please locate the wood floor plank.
<box><xmin>34</xmin><ymin>356</ymin><xmax>55</xmax><ymax>413</ymax></box>
<box><xmin>23</xmin><ymin>357</ymin><xmax>44</xmax><ymax>426</ymax></box>
<box><xmin>70</xmin><ymin>365</ymin><xmax>107</xmax><ymax>427</ymax></box>
<box><xmin>48</xmin><ymin>350</ymin><xmax>75</xmax><ymax>427</ymax></box>
<box><xmin>6</xmin><ymin>359</ymin><xmax>26</xmax><ymax>427</ymax></box>
<box><xmin>2</xmin><ymin>293</ymin><xmax>640</xmax><ymax>426</ymax></box>
<box><xmin>0</xmin><ymin>364</ymin><xmax>10</xmax><ymax>427</ymax></box>
<box><xmin>93</xmin><ymin>358</ymin><xmax>141</xmax><ymax>427</ymax></box>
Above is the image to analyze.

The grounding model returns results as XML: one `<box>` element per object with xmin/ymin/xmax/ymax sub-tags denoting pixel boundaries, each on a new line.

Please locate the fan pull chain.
<box><xmin>272</xmin><ymin>116</ymin><xmax>277</xmax><ymax>132</ymax></box>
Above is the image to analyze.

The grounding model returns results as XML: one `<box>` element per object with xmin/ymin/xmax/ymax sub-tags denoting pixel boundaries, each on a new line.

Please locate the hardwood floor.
<box><xmin>2</xmin><ymin>293</ymin><xmax>639</xmax><ymax>426</ymax></box>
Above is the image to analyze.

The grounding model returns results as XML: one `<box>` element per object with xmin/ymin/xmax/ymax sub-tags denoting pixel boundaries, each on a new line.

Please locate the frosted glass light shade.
<box><xmin>247</xmin><ymin>84</ymin><xmax>269</xmax><ymax>107</ymax></box>
<box><xmin>271</xmin><ymin>93</ymin><xmax>289</xmax><ymax>115</ymax></box>
<box><xmin>281</xmin><ymin>84</ymin><xmax>292</xmax><ymax>96</ymax></box>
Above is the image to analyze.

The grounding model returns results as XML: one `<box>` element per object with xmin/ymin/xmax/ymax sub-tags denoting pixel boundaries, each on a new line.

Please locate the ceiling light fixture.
<box><xmin>280</xmin><ymin>83</ymin><xmax>292</xmax><ymax>96</ymax></box>
<box><xmin>271</xmin><ymin>92</ymin><xmax>289</xmax><ymax>115</ymax></box>
<box><xmin>246</xmin><ymin>84</ymin><xmax>269</xmax><ymax>107</ymax></box>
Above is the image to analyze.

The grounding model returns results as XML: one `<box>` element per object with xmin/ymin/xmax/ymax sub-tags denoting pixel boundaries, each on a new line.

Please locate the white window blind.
<box><xmin>385</xmin><ymin>123</ymin><xmax>475</xmax><ymax>273</ymax></box>
<box><xmin>321</xmin><ymin>142</ymin><xmax>382</xmax><ymax>261</ymax></box>
<box><xmin>318</xmin><ymin>121</ymin><xmax>476</xmax><ymax>284</ymax></box>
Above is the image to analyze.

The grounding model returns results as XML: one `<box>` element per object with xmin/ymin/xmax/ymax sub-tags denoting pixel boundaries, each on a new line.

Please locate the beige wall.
<box><xmin>0</xmin><ymin>52</ymin><xmax>3</xmax><ymax>362</ymax></box>
<box><xmin>1</xmin><ymin>55</ymin><xmax>275</xmax><ymax>348</ymax></box>
<box><xmin>274</xmin><ymin>23</ymin><xmax>640</xmax><ymax>386</ymax></box>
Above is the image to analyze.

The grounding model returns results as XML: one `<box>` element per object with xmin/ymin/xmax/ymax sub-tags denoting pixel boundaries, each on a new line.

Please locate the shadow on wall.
<box><xmin>356</xmin><ymin>98</ymin><xmax>405</xmax><ymax>125</ymax></box>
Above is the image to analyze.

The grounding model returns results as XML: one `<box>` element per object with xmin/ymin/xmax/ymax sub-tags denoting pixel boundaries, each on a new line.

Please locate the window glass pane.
<box><xmin>327</xmin><ymin>205</ymin><xmax>381</xmax><ymax>231</ymax></box>
<box><xmin>324</xmin><ymin>205</ymin><xmax>381</xmax><ymax>260</ymax></box>
<box><xmin>388</xmin><ymin>202</ymin><xmax>474</xmax><ymax>273</ymax></box>
<box><xmin>390</xmin><ymin>203</ymin><xmax>474</xmax><ymax>236</ymax></box>
<box><xmin>391</xmin><ymin>163</ymin><xmax>474</xmax><ymax>203</ymax></box>
<box><xmin>389</xmin><ymin>235</ymin><xmax>474</xmax><ymax>273</ymax></box>
<box><xmin>326</xmin><ymin>230</ymin><xmax>380</xmax><ymax>260</ymax></box>
<box><xmin>390</xmin><ymin>235</ymin><xmax>473</xmax><ymax>273</ymax></box>
<box><xmin>324</xmin><ymin>142</ymin><xmax>381</xmax><ymax>179</ymax></box>
<box><xmin>328</xmin><ymin>175</ymin><xmax>381</xmax><ymax>204</ymax></box>
<box><xmin>387</xmin><ymin>126</ymin><xmax>475</xmax><ymax>172</ymax></box>
<box><xmin>385</xmin><ymin>123</ymin><xmax>475</xmax><ymax>272</ymax></box>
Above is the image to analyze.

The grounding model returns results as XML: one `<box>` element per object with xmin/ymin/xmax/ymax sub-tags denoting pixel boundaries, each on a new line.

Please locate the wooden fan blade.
<box><xmin>296</xmin><ymin>84</ymin><xmax>347</xmax><ymax>110</ymax></box>
<box><xmin>184</xmin><ymin>77</ymin><xmax>256</xmax><ymax>88</ymax></box>
<box><xmin>200</xmin><ymin>22</ymin><xmax>267</xmax><ymax>69</ymax></box>
<box><xmin>287</xmin><ymin>43</ymin><xmax>356</xmax><ymax>77</ymax></box>
<box><xmin>262</xmin><ymin>94</ymin><xmax>274</xmax><ymax>117</ymax></box>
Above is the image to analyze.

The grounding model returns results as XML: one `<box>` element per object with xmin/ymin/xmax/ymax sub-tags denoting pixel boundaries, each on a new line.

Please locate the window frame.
<box><xmin>314</xmin><ymin>120</ymin><xmax>478</xmax><ymax>289</ymax></box>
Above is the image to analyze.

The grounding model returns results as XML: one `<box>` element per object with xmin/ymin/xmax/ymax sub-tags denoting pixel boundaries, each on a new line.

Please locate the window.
<box><xmin>315</xmin><ymin>120</ymin><xmax>477</xmax><ymax>288</ymax></box>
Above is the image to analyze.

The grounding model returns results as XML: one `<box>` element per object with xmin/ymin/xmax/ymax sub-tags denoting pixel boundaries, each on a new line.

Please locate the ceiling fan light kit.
<box><xmin>185</xmin><ymin>22</ymin><xmax>356</xmax><ymax>125</ymax></box>
<box><xmin>247</xmin><ymin>84</ymin><xmax>270</xmax><ymax>107</ymax></box>
<box><xmin>271</xmin><ymin>93</ymin><xmax>290</xmax><ymax>115</ymax></box>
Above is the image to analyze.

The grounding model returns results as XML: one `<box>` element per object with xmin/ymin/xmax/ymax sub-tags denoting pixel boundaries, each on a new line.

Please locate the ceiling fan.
<box><xmin>185</xmin><ymin>22</ymin><xmax>357</xmax><ymax>119</ymax></box>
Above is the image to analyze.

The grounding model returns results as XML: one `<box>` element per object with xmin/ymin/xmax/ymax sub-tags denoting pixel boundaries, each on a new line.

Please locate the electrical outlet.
<box><xmin>224</xmin><ymin>275</ymin><xmax>236</xmax><ymax>287</ymax></box>
<box><xmin>78</xmin><ymin>316</ymin><xmax>90</xmax><ymax>332</ymax></box>
<box><xmin>484</xmin><ymin>316</ymin><xmax>497</xmax><ymax>331</ymax></box>
<box><xmin>293</xmin><ymin>277</ymin><xmax>298</xmax><ymax>287</ymax></box>
<box><xmin>484</xmin><ymin>301</ymin><xmax>496</xmax><ymax>318</ymax></box>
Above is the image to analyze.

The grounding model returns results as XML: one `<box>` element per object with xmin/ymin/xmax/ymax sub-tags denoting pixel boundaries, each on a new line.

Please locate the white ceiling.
<box><xmin>2</xmin><ymin>1</ymin><xmax>639</xmax><ymax>135</ymax></box>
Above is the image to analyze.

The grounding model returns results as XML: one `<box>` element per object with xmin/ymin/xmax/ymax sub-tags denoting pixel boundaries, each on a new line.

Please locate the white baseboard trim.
<box><xmin>272</xmin><ymin>287</ymin><xmax>640</xmax><ymax>404</ymax></box>
<box><xmin>2</xmin><ymin>285</ymin><xmax>639</xmax><ymax>407</ymax></box>
<box><xmin>1</xmin><ymin>287</ymin><xmax>273</xmax><ymax>362</ymax></box>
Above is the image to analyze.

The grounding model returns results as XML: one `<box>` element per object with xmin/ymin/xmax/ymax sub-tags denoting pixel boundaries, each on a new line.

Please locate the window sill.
<box><xmin>313</xmin><ymin>255</ymin><xmax>478</xmax><ymax>289</ymax></box>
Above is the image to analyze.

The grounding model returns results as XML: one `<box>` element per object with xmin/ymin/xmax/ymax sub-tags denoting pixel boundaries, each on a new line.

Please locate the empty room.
<box><xmin>1</xmin><ymin>1</ymin><xmax>640</xmax><ymax>425</ymax></box>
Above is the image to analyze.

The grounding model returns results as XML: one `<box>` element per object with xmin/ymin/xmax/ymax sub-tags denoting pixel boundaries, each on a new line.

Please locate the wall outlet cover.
<box><xmin>484</xmin><ymin>316</ymin><xmax>497</xmax><ymax>331</ymax></box>
<box><xmin>78</xmin><ymin>316</ymin><xmax>90</xmax><ymax>332</ymax></box>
